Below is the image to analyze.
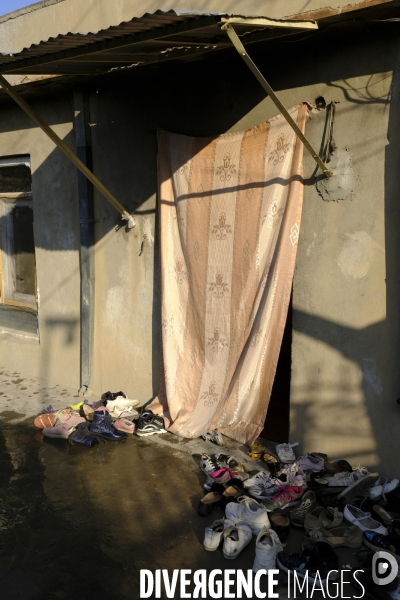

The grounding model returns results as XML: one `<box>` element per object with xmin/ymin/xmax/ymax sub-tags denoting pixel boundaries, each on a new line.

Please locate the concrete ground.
<box><xmin>0</xmin><ymin>369</ymin><xmax>393</xmax><ymax>599</ymax></box>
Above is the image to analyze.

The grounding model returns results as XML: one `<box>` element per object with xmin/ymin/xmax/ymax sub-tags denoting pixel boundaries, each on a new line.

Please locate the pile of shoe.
<box><xmin>198</xmin><ymin>442</ymin><xmax>400</xmax><ymax>589</ymax></box>
<box><xmin>197</xmin><ymin>450</ymin><xmax>304</xmax><ymax>573</ymax></box>
<box><xmin>33</xmin><ymin>391</ymin><xmax>168</xmax><ymax>447</ymax></box>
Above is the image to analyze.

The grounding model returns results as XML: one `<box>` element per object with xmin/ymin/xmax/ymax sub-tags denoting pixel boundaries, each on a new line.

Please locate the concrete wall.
<box><xmin>88</xmin><ymin>25</ymin><xmax>400</xmax><ymax>474</ymax></box>
<box><xmin>0</xmin><ymin>97</ymin><xmax>81</xmax><ymax>390</ymax></box>
<box><xmin>0</xmin><ymin>21</ymin><xmax>398</xmax><ymax>474</ymax></box>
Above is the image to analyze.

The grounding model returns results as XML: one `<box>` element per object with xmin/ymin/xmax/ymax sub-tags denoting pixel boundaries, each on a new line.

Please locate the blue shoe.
<box><xmin>89</xmin><ymin>409</ymin><xmax>127</xmax><ymax>441</ymax></box>
<box><xmin>68</xmin><ymin>422</ymin><xmax>105</xmax><ymax>447</ymax></box>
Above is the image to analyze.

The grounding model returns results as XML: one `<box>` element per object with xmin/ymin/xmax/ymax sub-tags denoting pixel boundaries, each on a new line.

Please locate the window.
<box><xmin>0</xmin><ymin>156</ymin><xmax>37</xmax><ymax>311</ymax></box>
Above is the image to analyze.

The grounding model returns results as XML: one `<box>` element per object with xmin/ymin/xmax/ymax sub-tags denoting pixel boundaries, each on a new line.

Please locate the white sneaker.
<box><xmin>244</xmin><ymin>471</ymin><xmax>272</xmax><ymax>489</ymax></box>
<box><xmin>203</xmin><ymin>519</ymin><xmax>226</xmax><ymax>551</ymax></box>
<box><xmin>223</xmin><ymin>521</ymin><xmax>252</xmax><ymax>559</ymax></box>
<box><xmin>106</xmin><ymin>397</ymin><xmax>140</xmax><ymax>410</ymax></box>
<box><xmin>369</xmin><ymin>477</ymin><xmax>399</xmax><ymax>500</ymax></box>
<box><xmin>276</xmin><ymin>442</ymin><xmax>299</xmax><ymax>463</ymax></box>
<box><xmin>326</xmin><ymin>471</ymin><xmax>356</xmax><ymax>487</ymax></box>
<box><xmin>249</xmin><ymin>478</ymin><xmax>282</xmax><ymax>500</ymax></box>
<box><xmin>253</xmin><ymin>528</ymin><xmax>284</xmax><ymax>573</ymax></box>
<box><xmin>225</xmin><ymin>496</ymin><xmax>270</xmax><ymax>535</ymax></box>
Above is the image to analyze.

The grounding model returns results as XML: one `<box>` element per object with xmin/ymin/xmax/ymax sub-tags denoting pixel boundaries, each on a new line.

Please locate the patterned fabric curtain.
<box><xmin>149</xmin><ymin>103</ymin><xmax>310</xmax><ymax>446</ymax></box>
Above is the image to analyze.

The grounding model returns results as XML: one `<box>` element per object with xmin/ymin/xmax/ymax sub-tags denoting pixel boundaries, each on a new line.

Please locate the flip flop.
<box><xmin>34</xmin><ymin>413</ymin><xmax>56</xmax><ymax>429</ymax></box>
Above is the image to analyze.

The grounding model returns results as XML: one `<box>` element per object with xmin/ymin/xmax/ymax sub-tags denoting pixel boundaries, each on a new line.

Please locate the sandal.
<box><xmin>304</xmin><ymin>506</ymin><xmax>343</xmax><ymax>530</ymax></box>
<box><xmin>306</xmin><ymin>525</ymin><xmax>362</xmax><ymax>548</ymax></box>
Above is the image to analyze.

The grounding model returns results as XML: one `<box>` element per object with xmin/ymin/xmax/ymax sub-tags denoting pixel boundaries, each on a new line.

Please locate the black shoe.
<box><xmin>269</xmin><ymin>508</ymin><xmax>290</xmax><ymax>543</ymax></box>
<box><xmin>101</xmin><ymin>390</ymin><xmax>126</xmax><ymax>402</ymax></box>
<box><xmin>277</xmin><ymin>542</ymin><xmax>338</xmax><ymax>582</ymax></box>
<box><xmin>89</xmin><ymin>410</ymin><xmax>127</xmax><ymax>441</ymax></box>
<box><xmin>68</xmin><ymin>422</ymin><xmax>106</xmax><ymax>447</ymax></box>
<box><xmin>212</xmin><ymin>454</ymin><xmax>238</xmax><ymax>469</ymax></box>
<box><xmin>135</xmin><ymin>409</ymin><xmax>167</xmax><ymax>437</ymax></box>
<box><xmin>363</xmin><ymin>528</ymin><xmax>400</xmax><ymax>561</ymax></box>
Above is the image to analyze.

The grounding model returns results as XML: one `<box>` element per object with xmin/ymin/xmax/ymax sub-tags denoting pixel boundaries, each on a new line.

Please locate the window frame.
<box><xmin>0</xmin><ymin>155</ymin><xmax>36</xmax><ymax>312</ymax></box>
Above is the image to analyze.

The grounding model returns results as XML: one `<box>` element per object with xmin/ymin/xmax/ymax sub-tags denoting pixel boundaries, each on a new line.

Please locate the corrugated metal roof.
<box><xmin>0</xmin><ymin>10</ymin><xmax>316</xmax><ymax>75</ymax></box>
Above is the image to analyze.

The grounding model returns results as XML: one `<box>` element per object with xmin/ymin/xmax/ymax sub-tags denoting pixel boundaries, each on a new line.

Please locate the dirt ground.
<box><xmin>0</xmin><ymin>371</ymin><xmax>390</xmax><ymax>599</ymax></box>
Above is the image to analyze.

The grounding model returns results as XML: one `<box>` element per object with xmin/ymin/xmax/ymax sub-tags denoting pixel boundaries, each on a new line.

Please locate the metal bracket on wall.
<box><xmin>0</xmin><ymin>74</ymin><xmax>137</xmax><ymax>225</ymax></box>
<box><xmin>221</xmin><ymin>22</ymin><xmax>333</xmax><ymax>179</ymax></box>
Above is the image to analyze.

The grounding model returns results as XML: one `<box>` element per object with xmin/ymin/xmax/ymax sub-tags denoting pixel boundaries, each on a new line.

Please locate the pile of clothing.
<box><xmin>197</xmin><ymin>443</ymin><xmax>400</xmax><ymax>596</ymax></box>
<box><xmin>33</xmin><ymin>391</ymin><xmax>167</xmax><ymax>447</ymax></box>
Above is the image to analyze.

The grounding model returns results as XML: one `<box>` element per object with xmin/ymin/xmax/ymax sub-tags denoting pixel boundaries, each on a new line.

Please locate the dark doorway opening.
<box><xmin>260</xmin><ymin>295</ymin><xmax>292</xmax><ymax>443</ymax></box>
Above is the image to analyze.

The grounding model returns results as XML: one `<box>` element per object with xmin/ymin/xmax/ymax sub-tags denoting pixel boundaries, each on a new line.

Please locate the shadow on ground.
<box><xmin>0</xmin><ymin>414</ymin><xmax>367</xmax><ymax>600</ymax></box>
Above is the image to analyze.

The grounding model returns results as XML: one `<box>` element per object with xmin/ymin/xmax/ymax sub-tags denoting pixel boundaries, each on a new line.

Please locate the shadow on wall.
<box><xmin>290</xmin><ymin>310</ymin><xmax>389</xmax><ymax>469</ymax></box>
<box><xmin>289</xmin><ymin>42</ymin><xmax>400</xmax><ymax>474</ymax></box>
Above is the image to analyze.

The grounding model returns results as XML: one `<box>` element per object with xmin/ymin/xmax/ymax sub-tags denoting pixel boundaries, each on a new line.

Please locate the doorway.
<box><xmin>260</xmin><ymin>295</ymin><xmax>292</xmax><ymax>443</ymax></box>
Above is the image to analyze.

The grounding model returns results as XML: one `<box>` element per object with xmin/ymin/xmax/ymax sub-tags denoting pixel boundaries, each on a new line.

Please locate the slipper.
<box><xmin>69</xmin><ymin>401</ymin><xmax>84</xmax><ymax>411</ymax></box>
<box><xmin>373</xmin><ymin>504</ymin><xmax>400</xmax><ymax>526</ymax></box>
<box><xmin>57</xmin><ymin>413</ymin><xmax>86</xmax><ymax>427</ymax></box>
<box><xmin>223</xmin><ymin>478</ymin><xmax>244</xmax><ymax>497</ymax></box>
<box><xmin>80</xmin><ymin>404</ymin><xmax>95</xmax><ymax>421</ymax></box>
<box><xmin>34</xmin><ymin>413</ymin><xmax>56</xmax><ymax>429</ymax></box>
<box><xmin>43</xmin><ymin>424</ymin><xmax>76</xmax><ymax>440</ymax></box>
<box><xmin>198</xmin><ymin>483</ymin><xmax>224</xmax><ymax>516</ymax></box>
<box><xmin>263</xmin><ymin>453</ymin><xmax>281</xmax><ymax>476</ymax></box>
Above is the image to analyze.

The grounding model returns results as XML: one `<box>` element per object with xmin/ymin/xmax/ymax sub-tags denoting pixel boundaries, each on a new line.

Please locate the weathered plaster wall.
<box><xmin>89</xmin><ymin>26</ymin><xmax>399</xmax><ymax>474</ymax></box>
<box><xmin>0</xmin><ymin>97</ymin><xmax>81</xmax><ymax>390</ymax></box>
<box><xmin>0</xmin><ymin>0</ymin><xmax>385</xmax><ymax>52</ymax></box>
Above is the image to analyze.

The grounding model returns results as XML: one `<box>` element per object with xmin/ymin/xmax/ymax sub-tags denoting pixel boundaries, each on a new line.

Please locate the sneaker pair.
<box><xmin>276</xmin><ymin>442</ymin><xmax>299</xmax><ymax>463</ymax></box>
<box><xmin>199</xmin><ymin>453</ymin><xmax>237</xmax><ymax>475</ymax></box>
<box><xmin>263</xmin><ymin>484</ymin><xmax>304</xmax><ymax>511</ymax></box>
<box><xmin>244</xmin><ymin>471</ymin><xmax>281</xmax><ymax>500</ymax></box>
<box><xmin>204</xmin><ymin>519</ymin><xmax>283</xmax><ymax>571</ymax></box>
<box><xmin>203</xmin><ymin>519</ymin><xmax>252</xmax><ymax>559</ymax></box>
<box><xmin>135</xmin><ymin>409</ymin><xmax>167</xmax><ymax>437</ymax></box>
<box><xmin>200</xmin><ymin>430</ymin><xmax>223</xmax><ymax>446</ymax></box>
<box><xmin>225</xmin><ymin>496</ymin><xmax>270</xmax><ymax>535</ymax></box>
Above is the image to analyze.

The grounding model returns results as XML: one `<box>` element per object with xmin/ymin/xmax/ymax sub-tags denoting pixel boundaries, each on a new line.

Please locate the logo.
<box><xmin>372</xmin><ymin>551</ymin><xmax>398</xmax><ymax>586</ymax></box>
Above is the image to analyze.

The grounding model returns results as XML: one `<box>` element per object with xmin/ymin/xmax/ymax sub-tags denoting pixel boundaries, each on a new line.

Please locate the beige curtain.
<box><xmin>149</xmin><ymin>103</ymin><xmax>310</xmax><ymax>446</ymax></box>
